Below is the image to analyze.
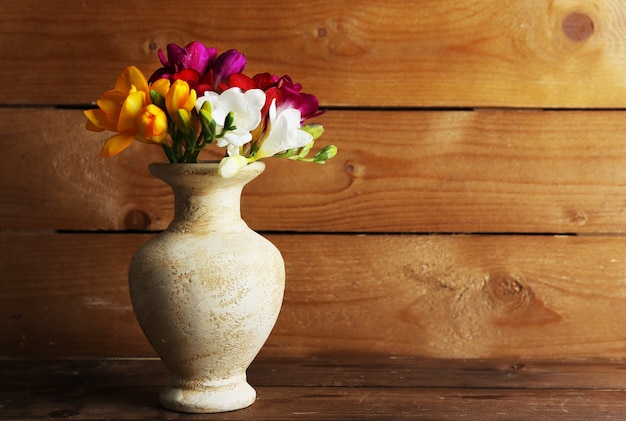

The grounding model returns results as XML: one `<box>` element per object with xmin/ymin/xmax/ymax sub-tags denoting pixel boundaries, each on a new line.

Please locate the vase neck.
<box><xmin>149</xmin><ymin>162</ymin><xmax>265</xmax><ymax>232</ymax></box>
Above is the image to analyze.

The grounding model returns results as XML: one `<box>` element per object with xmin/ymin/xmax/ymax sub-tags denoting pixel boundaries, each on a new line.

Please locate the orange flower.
<box><xmin>84</xmin><ymin>66</ymin><xmax>156</xmax><ymax>157</ymax></box>
<box><xmin>150</xmin><ymin>78</ymin><xmax>170</xmax><ymax>99</ymax></box>
<box><xmin>150</xmin><ymin>78</ymin><xmax>197</xmax><ymax>133</ymax></box>
<box><xmin>166</xmin><ymin>79</ymin><xmax>196</xmax><ymax>115</ymax></box>
<box><xmin>167</xmin><ymin>80</ymin><xmax>197</xmax><ymax>130</ymax></box>
<box><xmin>136</xmin><ymin>104</ymin><xmax>168</xmax><ymax>144</ymax></box>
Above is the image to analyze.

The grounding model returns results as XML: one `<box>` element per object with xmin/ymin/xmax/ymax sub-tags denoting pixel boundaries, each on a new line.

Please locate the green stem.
<box><xmin>162</xmin><ymin>144</ymin><xmax>177</xmax><ymax>163</ymax></box>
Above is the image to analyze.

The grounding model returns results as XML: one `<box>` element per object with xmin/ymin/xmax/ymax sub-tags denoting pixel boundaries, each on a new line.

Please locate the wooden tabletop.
<box><xmin>2</xmin><ymin>357</ymin><xmax>626</xmax><ymax>420</ymax></box>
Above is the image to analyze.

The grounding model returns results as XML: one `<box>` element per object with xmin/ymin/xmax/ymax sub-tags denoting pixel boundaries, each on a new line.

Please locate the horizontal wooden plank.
<box><xmin>5</xmin><ymin>386</ymin><xmax>626</xmax><ymax>420</ymax></box>
<box><xmin>2</xmin><ymin>359</ymin><xmax>626</xmax><ymax>420</ymax></box>
<box><xmin>4</xmin><ymin>108</ymin><xmax>626</xmax><ymax>233</ymax></box>
<box><xmin>4</xmin><ymin>0</ymin><xmax>626</xmax><ymax>107</ymax></box>
<box><xmin>5</xmin><ymin>357</ymin><xmax>626</xmax><ymax>390</ymax></box>
<box><xmin>3</xmin><ymin>233</ymin><xmax>626</xmax><ymax>359</ymax></box>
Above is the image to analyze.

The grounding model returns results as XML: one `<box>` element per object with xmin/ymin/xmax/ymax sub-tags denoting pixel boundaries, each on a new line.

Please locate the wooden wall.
<box><xmin>3</xmin><ymin>0</ymin><xmax>626</xmax><ymax>359</ymax></box>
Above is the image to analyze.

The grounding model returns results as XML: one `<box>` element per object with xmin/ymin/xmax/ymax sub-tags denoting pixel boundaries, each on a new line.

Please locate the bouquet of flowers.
<box><xmin>84</xmin><ymin>41</ymin><xmax>336</xmax><ymax>177</ymax></box>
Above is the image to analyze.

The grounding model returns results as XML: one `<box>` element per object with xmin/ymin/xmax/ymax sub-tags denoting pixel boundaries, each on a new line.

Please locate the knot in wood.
<box><xmin>562</xmin><ymin>12</ymin><xmax>594</xmax><ymax>42</ymax></box>
<box><xmin>344</xmin><ymin>160</ymin><xmax>364</xmax><ymax>177</ymax></box>
<box><xmin>569</xmin><ymin>210</ymin><xmax>588</xmax><ymax>226</ymax></box>
<box><xmin>124</xmin><ymin>209</ymin><xmax>151</xmax><ymax>230</ymax></box>
<box><xmin>485</xmin><ymin>272</ymin><xmax>532</xmax><ymax>312</ymax></box>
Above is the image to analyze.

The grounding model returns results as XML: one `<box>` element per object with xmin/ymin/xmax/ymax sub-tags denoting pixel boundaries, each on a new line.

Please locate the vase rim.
<box><xmin>148</xmin><ymin>160</ymin><xmax>265</xmax><ymax>176</ymax></box>
<box><xmin>149</xmin><ymin>160</ymin><xmax>265</xmax><ymax>167</ymax></box>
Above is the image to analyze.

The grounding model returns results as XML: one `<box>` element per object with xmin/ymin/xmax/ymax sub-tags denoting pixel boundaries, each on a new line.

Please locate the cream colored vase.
<box><xmin>128</xmin><ymin>161</ymin><xmax>285</xmax><ymax>413</ymax></box>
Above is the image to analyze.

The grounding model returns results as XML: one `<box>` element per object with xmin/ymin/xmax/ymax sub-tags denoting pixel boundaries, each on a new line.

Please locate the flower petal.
<box><xmin>195</xmin><ymin>90</ymin><xmax>219</xmax><ymax>113</ymax></box>
<box><xmin>95</xmin><ymin>89</ymin><xmax>126</xmax><ymax>115</ymax></box>
<box><xmin>150</xmin><ymin>78</ymin><xmax>171</xmax><ymax>98</ymax></box>
<box><xmin>166</xmin><ymin>79</ymin><xmax>196</xmax><ymax>118</ymax></box>
<box><xmin>100</xmin><ymin>132</ymin><xmax>135</xmax><ymax>157</ymax></box>
<box><xmin>84</xmin><ymin>109</ymin><xmax>111</xmax><ymax>132</ymax></box>
<box><xmin>218</xmin><ymin>155</ymin><xmax>249</xmax><ymax>178</ymax></box>
<box><xmin>136</xmin><ymin>104</ymin><xmax>169</xmax><ymax>143</ymax></box>
<box><xmin>115</xmin><ymin>66</ymin><xmax>149</xmax><ymax>96</ymax></box>
<box><xmin>256</xmin><ymin>104</ymin><xmax>313</xmax><ymax>159</ymax></box>
<box><xmin>226</xmin><ymin>73</ymin><xmax>257</xmax><ymax>91</ymax></box>
<box><xmin>203</xmin><ymin>87</ymin><xmax>265</xmax><ymax>146</ymax></box>
<box><xmin>212</xmin><ymin>49</ymin><xmax>246</xmax><ymax>89</ymax></box>
<box><xmin>179</xmin><ymin>41</ymin><xmax>216</xmax><ymax>75</ymax></box>
<box><xmin>117</xmin><ymin>89</ymin><xmax>147</xmax><ymax>133</ymax></box>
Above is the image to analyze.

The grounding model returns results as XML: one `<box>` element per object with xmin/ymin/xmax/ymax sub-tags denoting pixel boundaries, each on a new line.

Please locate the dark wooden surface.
<box><xmin>2</xmin><ymin>357</ymin><xmax>626</xmax><ymax>420</ymax></box>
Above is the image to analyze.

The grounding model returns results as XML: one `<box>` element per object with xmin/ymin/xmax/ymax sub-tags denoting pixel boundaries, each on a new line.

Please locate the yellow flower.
<box><xmin>148</xmin><ymin>78</ymin><xmax>197</xmax><ymax>133</ymax></box>
<box><xmin>150</xmin><ymin>78</ymin><xmax>170</xmax><ymax>99</ymax></box>
<box><xmin>84</xmin><ymin>66</ymin><xmax>153</xmax><ymax>157</ymax></box>
<box><xmin>165</xmin><ymin>79</ymin><xmax>197</xmax><ymax>131</ymax></box>
<box><xmin>136</xmin><ymin>104</ymin><xmax>168</xmax><ymax>144</ymax></box>
<box><xmin>166</xmin><ymin>80</ymin><xmax>196</xmax><ymax>113</ymax></box>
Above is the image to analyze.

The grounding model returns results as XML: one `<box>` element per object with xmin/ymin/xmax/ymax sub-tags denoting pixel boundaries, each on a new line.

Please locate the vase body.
<box><xmin>128</xmin><ymin>161</ymin><xmax>285</xmax><ymax>413</ymax></box>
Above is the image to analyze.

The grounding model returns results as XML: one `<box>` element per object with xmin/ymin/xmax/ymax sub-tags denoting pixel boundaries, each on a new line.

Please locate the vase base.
<box><xmin>159</xmin><ymin>379</ymin><xmax>256</xmax><ymax>413</ymax></box>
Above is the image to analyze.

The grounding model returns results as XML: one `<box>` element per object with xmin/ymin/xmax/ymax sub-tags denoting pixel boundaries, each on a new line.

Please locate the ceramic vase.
<box><xmin>128</xmin><ymin>161</ymin><xmax>285</xmax><ymax>413</ymax></box>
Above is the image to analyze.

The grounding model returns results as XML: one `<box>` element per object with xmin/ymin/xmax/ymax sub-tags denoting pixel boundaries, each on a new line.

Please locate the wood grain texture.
<box><xmin>7</xmin><ymin>357</ymin><xmax>626</xmax><ymax>390</ymax></box>
<box><xmin>3</xmin><ymin>358</ymin><xmax>626</xmax><ymax>420</ymax></box>
<box><xmin>3</xmin><ymin>0</ymin><xmax>626</xmax><ymax>107</ymax></box>
<box><xmin>5</xmin><ymin>386</ymin><xmax>626</xmax><ymax>420</ymax></box>
<box><xmin>3</xmin><ymin>233</ymin><xmax>626</xmax><ymax>359</ymax></box>
<box><xmin>3</xmin><ymin>108</ymin><xmax>626</xmax><ymax>233</ymax></box>
<box><xmin>4</xmin><ymin>0</ymin><xmax>626</xmax><ymax>392</ymax></box>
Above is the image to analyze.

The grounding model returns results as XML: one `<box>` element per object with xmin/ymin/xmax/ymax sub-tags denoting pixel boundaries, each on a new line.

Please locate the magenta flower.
<box><xmin>197</xmin><ymin>49</ymin><xmax>247</xmax><ymax>93</ymax></box>
<box><xmin>273</xmin><ymin>76</ymin><xmax>324</xmax><ymax>122</ymax></box>
<box><xmin>149</xmin><ymin>41</ymin><xmax>217</xmax><ymax>84</ymax></box>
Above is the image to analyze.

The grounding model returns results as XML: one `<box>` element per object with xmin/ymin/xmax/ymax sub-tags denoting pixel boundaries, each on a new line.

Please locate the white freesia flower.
<box><xmin>255</xmin><ymin>100</ymin><xmax>313</xmax><ymax>159</ymax></box>
<box><xmin>195</xmin><ymin>87</ymin><xmax>265</xmax><ymax>147</ymax></box>
<box><xmin>218</xmin><ymin>155</ymin><xmax>250</xmax><ymax>178</ymax></box>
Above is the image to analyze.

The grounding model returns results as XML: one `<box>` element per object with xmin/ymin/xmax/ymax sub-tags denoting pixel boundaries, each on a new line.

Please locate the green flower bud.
<box><xmin>200</xmin><ymin>100</ymin><xmax>212</xmax><ymax>113</ymax></box>
<box><xmin>149</xmin><ymin>89</ymin><xmax>166</xmax><ymax>109</ymax></box>
<box><xmin>313</xmin><ymin>144</ymin><xmax>338</xmax><ymax>163</ymax></box>
<box><xmin>301</xmin><ymin>124</ymin><xmax>324</xmax><ymax>140</ymax></box>
<box><xmin>223</xmin><ymin>112</ymin><xmax>236</xmax><ymax>132</ymax></box>
<box><xmin>298</xmin><ymin>140</ymin><xmax>315</xmax><ymax>159</ymax></box>
<box><xmin>177</xmin><ymin>109</ymin><xmax>193</xmax><ymax>133</ymax></box>
<box><xmin>199</xmin><ymin>109</ymin><xmax>217</xmax><ymax>141</ymax></box>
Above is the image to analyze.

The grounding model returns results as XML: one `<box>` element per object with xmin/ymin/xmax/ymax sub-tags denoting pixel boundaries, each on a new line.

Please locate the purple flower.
<box><xmin>213</xmin><ymin>49</ymin><xmax>246</xmax><ymax>85</ymax></box>
<box><xmin>197</xmin><ymin>49</ymin><xmax>247</xmax><ymax>93</ymax></box>
<box><xmin>149</xmin><ymin>41</ymin><xmax>217</xmax><ymax>83</ymax></box>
